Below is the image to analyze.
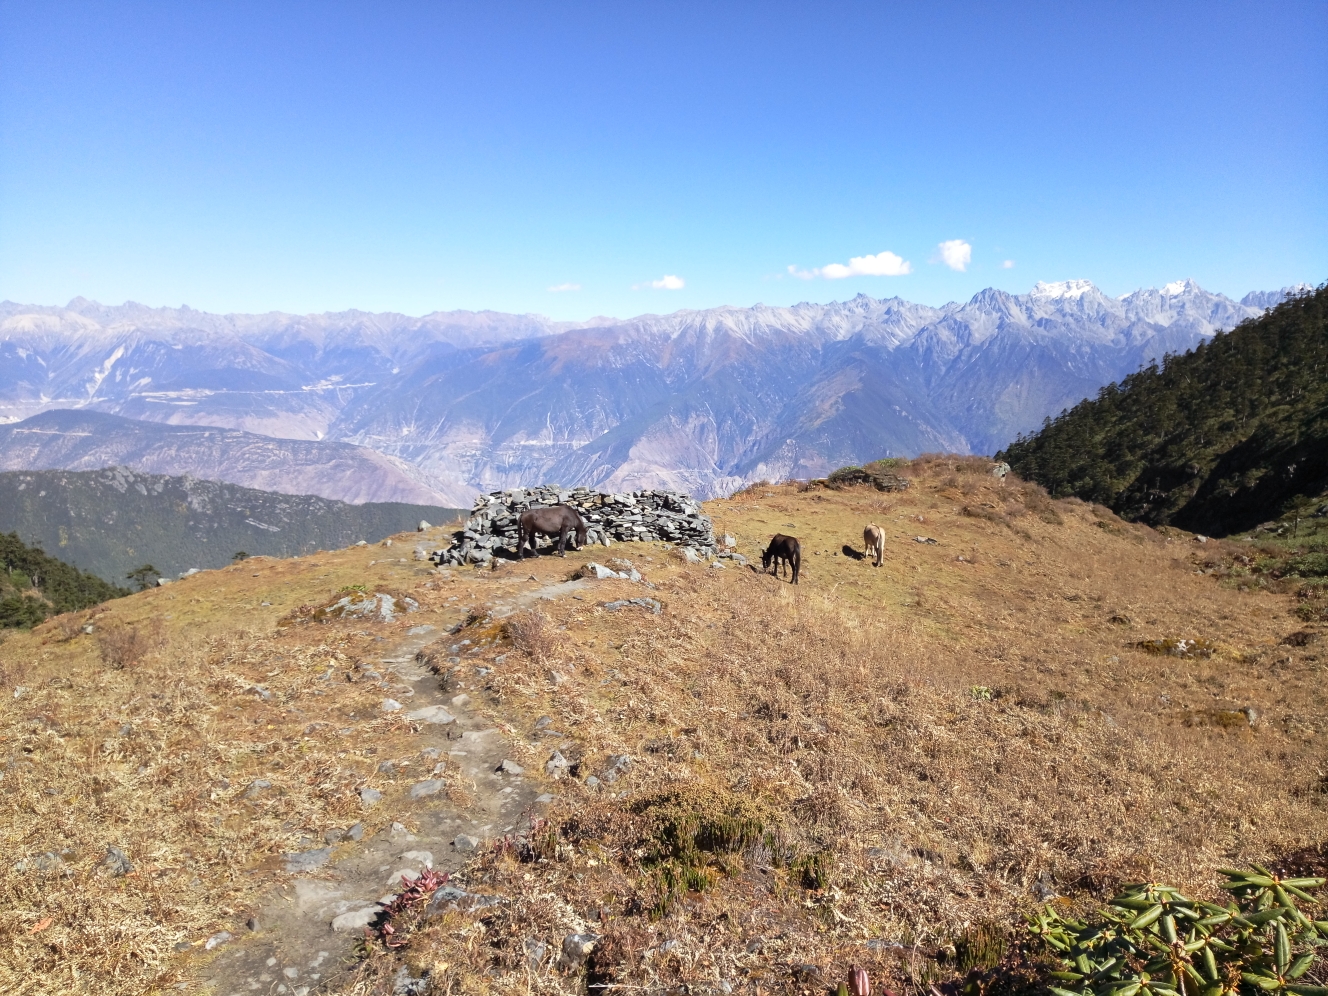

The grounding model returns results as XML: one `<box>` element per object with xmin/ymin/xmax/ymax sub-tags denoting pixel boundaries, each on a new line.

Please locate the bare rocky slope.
<box><xmin>1</xmin><ymin>281</ymin><xmax>1308</xmax><ymax>501</ymax></box>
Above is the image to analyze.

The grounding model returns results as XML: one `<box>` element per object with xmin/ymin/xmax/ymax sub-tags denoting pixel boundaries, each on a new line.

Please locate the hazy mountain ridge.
<box><xmin>0</xmin><ymin>410</ymin><xmax>470</xmax><ymax>506</ymax></box>
<box><xmin>0</xmin><ymin>281</ymin><xmax>1311</xmax><ymax>499</ymax></box>
<box><xmin>0</xmin><ymin>466</ymin><xmax>463</xmax><ymax>584</ymax></box>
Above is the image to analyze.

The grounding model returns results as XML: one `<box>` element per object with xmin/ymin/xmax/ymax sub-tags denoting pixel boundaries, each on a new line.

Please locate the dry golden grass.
<box><xmin>3</xmin><ymin>473</ymin><xmax>1325</xmax><ymax>995</ymax></box>
<box><xmin>363</xmin><ymin>467</ymin><xmax>1326</xmax><ymax>994</ymax></box>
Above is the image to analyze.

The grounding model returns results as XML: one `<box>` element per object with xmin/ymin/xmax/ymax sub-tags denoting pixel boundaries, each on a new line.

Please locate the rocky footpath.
<box><xmin>431</xmin><ymin>486</ymin><xmax>716</xmax><ymax>566</ymax></box>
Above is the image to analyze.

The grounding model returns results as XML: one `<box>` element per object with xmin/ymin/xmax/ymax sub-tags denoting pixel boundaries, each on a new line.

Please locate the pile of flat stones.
<box><xmin>431</xmin><ymin>485</ymin><xmax>716</xmax><ymax>566</ymax></box>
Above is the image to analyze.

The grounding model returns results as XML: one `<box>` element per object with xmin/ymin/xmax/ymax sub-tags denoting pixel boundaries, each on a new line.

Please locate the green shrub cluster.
<box><xmin>1030</xmin><ymin>867</ymin><xmax>1327</xmax><ymax>996</ymax></box>
<box><xmin>0</xmin><ymin>531</ymin><xmax>128</xmax><ymax>629</ymax></box>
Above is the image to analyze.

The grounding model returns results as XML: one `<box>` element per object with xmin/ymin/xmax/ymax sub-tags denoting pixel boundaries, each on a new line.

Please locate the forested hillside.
<box><xmin>0</xmin><ymin>468</ymin><xmax>462</xmax><ymax>584</ymax></box>
<box><xmin>999</xmin><ymin>284</ymin><xmax>1326</xmax><ymax>536</ymax></box>
<box><xmin>0</xmin><ymin>532</ymin><xmax>127</xmax><ymax>628</ymax></box>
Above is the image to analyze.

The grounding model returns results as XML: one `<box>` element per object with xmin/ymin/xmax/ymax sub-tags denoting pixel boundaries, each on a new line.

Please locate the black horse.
<box><xmin>517</xmin><ymin>505</ymin><xmax>588</xmax><ymax>558</ymax></box>
<box><xmin>762</xmin><ymin>533</ymin><xmax>801</xmax><ymax>584</ymax></box>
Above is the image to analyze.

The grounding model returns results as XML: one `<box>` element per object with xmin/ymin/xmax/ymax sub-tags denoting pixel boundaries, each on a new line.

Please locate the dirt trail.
<box><xmin>200</xmin><ymin>620</ymin><xmax>552</xmax><ymax>995</ymax></box>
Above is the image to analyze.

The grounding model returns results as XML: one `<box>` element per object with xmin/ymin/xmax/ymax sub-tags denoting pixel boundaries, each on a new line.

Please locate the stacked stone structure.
<box><xmin>431</xmin><ymin>485</ymin><xmax>716</xmax><ymax>566</ymax></box>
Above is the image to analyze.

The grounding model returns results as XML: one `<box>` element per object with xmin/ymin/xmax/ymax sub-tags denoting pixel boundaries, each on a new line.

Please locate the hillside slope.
<box><xmin>0</xmin><ymin>467</ymin><xmax>462</xmax><ymax>583</ymax></box>
<box><xmin>999</xmin><ymin>284</ymin><xmax>1327</xmax><ymax>535</ymax></box>
<box><xmin>1</xmin><ymin>460</ymin><xmax>1323</xmax><ymax>995</ymax></box>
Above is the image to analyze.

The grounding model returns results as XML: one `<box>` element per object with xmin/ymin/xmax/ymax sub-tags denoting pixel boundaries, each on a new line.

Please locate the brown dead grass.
<box><xmin>364</xmin><ymin>467</ymin><xmax>1326</xmax><ymax>995</ymax></box>
<box><xmin>3</xmin><ymin>475</ymin><xmax>1325</xmax><ymax>995</ymax></box>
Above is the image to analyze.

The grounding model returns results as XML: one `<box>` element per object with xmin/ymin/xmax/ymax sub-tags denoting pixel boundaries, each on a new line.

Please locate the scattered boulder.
<box><xmin>382</xmin><ymin>698</ymin><xmax>404</xmax><ymax>712</ymax></box>
<box><xmin>359</xmin><ymin>787</ymin><xmax>383</xmax><ymax>809</ymax></box>
<box><xmin>418</xmin><ymin>520</ymin><xmax>431</xmax><ymax>531</ymax></box>
<box><xmin>453</xmin><ymin>834</ymin><xmax>481</xmax><ymax>852</ymax></box>
<box><xmin>603</xmin><ymin>597</ymin><xmax>662</xmax><ymax>614</ymax></box>
<box><xmin>826</xmin><ymin>466</ymin><xmax>911</xmax><ymax>492</ymax></box>
<box><xmin>324</xmin><ymin>592</ymin><xmax>420</xmax><ymax>624</ymax></box>
<box><xmin>409</xmin><ymin>779</ymin><xmax>445</xmax><ymax>799</ymax></box>
<box><xmin>913</xmin><ymin>536</ymin><xmax>938</xmax><ymax>545</ymax></box>
<box><xmin>331</xmin><ymin>906</ymin><xmax>381</xmax><ymax>932</ymax></box>
<box><xmin>560</xmin><ymin>932</ymin><xmax>600</xmax><ymax>969</ymax></box>
<box><xmin>101</xmin><ymin>846</ymin><xmax>132</xmax><ymax>877</ymax></box>
<box><xmin>405</xmin><ymin>705</ymin><xmax>456</xmax><ymax>725</ymax></box>
<box><xmin>283</xmin><ymin>848</ymin><xmax>332</xmax><ymax>873</ymax></box>
<box><xmin>546</xmin><ymin>750</ymin><xmax>569</xmax><ymax>777</ymax></box>
<box><xmin>13</xmin><ymin>851</ymin><xmax>70</xmax><ymax>876</ymax></box>
<box><xmin>497</xmin><ymin>759</ymin><xmax>525</xmax><ymax>775</ymax></box>
<box><xmin>600</xmin><ymin>754</ymin><xmax>632</xmax><ymax>784</ymax></box>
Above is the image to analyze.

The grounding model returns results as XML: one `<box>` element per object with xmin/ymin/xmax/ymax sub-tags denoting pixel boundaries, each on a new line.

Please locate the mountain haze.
<box><xmin>1</xmin><ymin>281</ymin><xmax>1309</xmax><ymax>499</ymax></box>
<box><xmin>0</xmin><ymin>467</ymin><xmax>462</xmax><ymax>584</ymax></box>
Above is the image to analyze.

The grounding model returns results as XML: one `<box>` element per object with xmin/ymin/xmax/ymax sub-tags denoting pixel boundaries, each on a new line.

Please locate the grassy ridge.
<box><xmin>998</xmin><ymin>284</ymin><xmax>1327</xmax><ymax>536</ymax></box>
<box><xmin>0</xmin><ymin>467</ymin><xmax>463</xmax><ymax>584</ymax></box>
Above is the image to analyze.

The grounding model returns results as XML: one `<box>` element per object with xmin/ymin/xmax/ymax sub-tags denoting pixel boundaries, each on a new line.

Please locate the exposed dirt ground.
<box><xmin>2</xmin><ymin>461</ymin><xmax>1324</xmax><ymax>995</ymax></box>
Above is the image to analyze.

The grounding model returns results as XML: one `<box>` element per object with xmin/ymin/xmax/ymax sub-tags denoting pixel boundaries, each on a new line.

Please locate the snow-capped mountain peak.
<box><xmin>1030</xmin><ymin>279</ymin><xmax>1098</xmax><ymax>300</ymax></box>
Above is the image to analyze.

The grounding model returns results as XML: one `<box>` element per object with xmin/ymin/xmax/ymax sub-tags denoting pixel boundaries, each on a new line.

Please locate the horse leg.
<box><xmin>792</xmin><ymin>550</ymin><xmax>800</xmax><ymax>584</ymax></box>
<box><xmin>558</xmin><ymin>525</ymin><xmax>568</xmax><ymax>556</ymax></box>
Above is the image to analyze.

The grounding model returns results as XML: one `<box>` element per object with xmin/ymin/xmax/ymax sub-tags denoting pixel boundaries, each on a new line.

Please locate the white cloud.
<box><xmin>547</xmin><ymin>282</ymin><xmax>581</xmax><ymax>292</ymax></box>
<box><xmin>635</xmin><ymin>274</ymin><xmax>684</xmax><ymax>290</ymax></box>
<box><xmin>787</xmin><ymin>250</ymin><xmax>912</xmax><ymax>281</ymax></box>
<box><xmin>935</xmin><ymin>239</ymin><xmax>972</xmax><ymax>272</ymax></box>
<box><xmin>1001</xmin><ymin>259</ymin><xmax>1015</xmax><ymax>269</ymax></box>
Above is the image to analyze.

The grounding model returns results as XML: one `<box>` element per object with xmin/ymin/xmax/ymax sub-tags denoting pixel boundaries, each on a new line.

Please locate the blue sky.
<box><xmin>1</xmin><ymin>1</ymin><xmax>1324</xmax><ymax>320</ymax></box>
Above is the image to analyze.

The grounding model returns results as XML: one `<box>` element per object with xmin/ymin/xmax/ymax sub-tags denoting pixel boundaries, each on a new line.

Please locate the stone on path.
<box><xmin>204</xmin><ymin>931</ymin><xmax>232</xmax><ymax>951</ymax></box>
<box><xmin>382</xmin><ymin>698</ymin><xmax>403</xmax><ymax>712</ymax></box>
<box><xmin>453</xmin><ymin>834</ymin><xmax>480</xmax><ymax>852</ymax></box>
<box><xmin>359</xmin><ymin>787</ymin><xmax>383</xmax><ymax>808</ymax></box>
<box><xmin>331</xmin><ymin>906</ymin><xmax>381</xmax><ymax>932</ymax></box>
<box><xmin>497</xmin><ymin>759</ymin><xmax>525</xmax><ymax>775</ymax></box>
<box><xmin>409</xmin><ymin>779</ymin><xmax>445</xmax><ymax>799</ymax></box>
<box><xmin>284</xmin><ymin>848</ymin><xmax>332</xmax><ymax>874</ymax></box>
<box><xmin>405</xmin><ymin>705</ymin><xmax>456</xmax><ymax>725</ymax></box>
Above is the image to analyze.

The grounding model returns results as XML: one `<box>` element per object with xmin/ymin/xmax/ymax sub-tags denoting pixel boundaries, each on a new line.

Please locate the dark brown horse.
<box><xmin>762</xmin><ymin>533</ymin><xmax>801</xmax><ymax>583</ymax></box>
<box><xmin>517</xmin><ymin>505</ymin><xmax>588</xmax><ymax>558</ymax></box>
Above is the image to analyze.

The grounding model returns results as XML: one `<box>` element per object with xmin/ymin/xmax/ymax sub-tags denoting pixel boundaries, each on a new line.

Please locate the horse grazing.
<box><xmin>761</xmin><ymin>533</ymin><xmax>801</xmax><ymax>584</ymax></box>
<box><xmin>863</xmin><ymin>523</ymin><xmax>884</xmax><ymax>567</ymax></box>
<box><xmin>517</xmin><ymin>505</ymin><xmax>588</xmax><ymax>558</ymax></box>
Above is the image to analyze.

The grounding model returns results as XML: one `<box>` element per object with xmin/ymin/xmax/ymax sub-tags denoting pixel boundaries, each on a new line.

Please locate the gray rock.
<box><xmin>346</xmin><ymin>821</ymin><xmax>365</xmax><ymax>841</ymax></box>
<box><xmin>284</xmin><ymin>848</ymin><xmax>332</xmax><ymax>873</ymax></box>
<box><xmin>393</xmin><ymin>966</ymin><xmax>430</xmax><ymax>995</ymax></box>
<box><xmin>525</xmin><ymin>938</ymin><xmax>548</xmax><ymax>968</ymax></box>
<box><xmin>399</xmin><ymin>849</ymin><xmax>434</xmax><ymax>866</ymax></box>
<box><xmin>603</xmin><ymin>597</ymin><xmax>662</xmax><ymax>614</ymax></box>
<box><xmin>560</xmin><ymin>932</ymin><xmax>600</xmax><ymax>968</ymax></box>
<box><xmin>244</xmin><ymin>778</ymin><xmax>272</xmax><ymax>799</ymax></box>
<box><xmin>424</xmin><ymin>886</ymin><xmax>472</xmax><ymax>914</ymax></box>
<box><xmin>409</xmin><ymin>779</ymin><xmax>445</xmax><ymax>799</ymax></box>
<box><xmin>381</xmin><ymin>698</ymin><xmax>404</xmax><ymax>712</ymax></box>
<box><xmin>914</xmin><ymin>536</ymin><xmax>938</xmax><ymax>545</ymax></box>
<box><xmin>359</xmin><ymin>787</ymin><xmax>383</xmax><ymax>809</ymax></box>
<box><xmin>601</xmin><ymin>754</ymin><xmax>632</xmax><ymax>784</ymax></box>
<box><xmin>405</xmin><ymin>705</ymin><xmax>456</xmax><ymax>725</ymax></box>
<box><xmin>584</xmin><ymin>775</ymin><xmax>601</xmax><ymax>790</ymax></box>
<box><xmin>204</xmin><ymin>931</ymin><xmax>232</xmax><ymax>951</ymax></box>
<box><xmin>721</xmin><ymin>533</ymin><xmax>736</xmax><ymax>548</ymax></box>
<box><xmin>535</xmin><ymin>793</ymin><xmax>556</xmax><ymax>804</ymax></box>
<box><xmin>13</xmin><ymin>851</ymin><xmax>70</xmax><ymax>876</ymax></box>
<box><xmin>545</xmin><ymin>750</ymin><xmax>569</xmax><ymax>777</ymax></box>
<box><xmin>324</xmin><ymin>828</ymin><xmax>345</xmax><ymax>844</ymax></box>
<box><xmin>418</xmin><ymin>520</ymin><xmax>432</xmax><ymax>531</ymax></box>
<box><xmin>331</xmin><ymin>906</ymin><xmax>381</xmax><ymax>932</ymax></box>
<box><xmin>453</xmin><ymin>834</ymin><xmax>481</xmax><ymax>852</ymax></box>
<box><xmin>102</xmin><ymin>845</ymin><xmax>132</xmax><ymax>876</ymax></box>
<box><xmin>497</xmin><ymin>759</ymin><xmax>525</xmax><ymax>775</ymax></box>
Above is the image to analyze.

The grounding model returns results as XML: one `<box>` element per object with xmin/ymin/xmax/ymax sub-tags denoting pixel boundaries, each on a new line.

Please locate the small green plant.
<box><xmin>971</xmin><ymin>685</ymin><xmax>994</xmax><ymax>701</ymax></box>
<box><xmin>1029</xmin><ymin>866</ymin><xmax>1327</xmax><ymax>996</ymax></box>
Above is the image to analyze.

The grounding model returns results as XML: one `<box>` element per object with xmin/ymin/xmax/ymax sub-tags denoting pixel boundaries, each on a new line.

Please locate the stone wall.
<box><xmin>431</xmin><ymin>486</ymin><xmax>716</xmax><ymax>566</ymax></box>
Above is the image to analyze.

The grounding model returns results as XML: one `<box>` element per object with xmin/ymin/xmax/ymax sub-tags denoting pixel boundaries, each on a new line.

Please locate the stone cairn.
<box><xmin>431</xmin><ymin>485</ymin><xmax>717</xmax><ymax>566</ymax></box>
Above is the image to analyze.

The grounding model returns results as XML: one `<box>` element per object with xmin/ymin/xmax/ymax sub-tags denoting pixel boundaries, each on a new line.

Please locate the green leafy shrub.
<box><xmin>1029</xmin><ymin>867</ymin><xmax>1327</xmax><ymax>996</ymax></box>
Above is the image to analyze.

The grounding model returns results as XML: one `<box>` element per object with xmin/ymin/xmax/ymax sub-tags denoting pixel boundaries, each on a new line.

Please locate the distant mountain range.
<box><xmin>0</xmin><ymin>467</ymin><xmax>462</xmax><ymax>584</ymax></box>
<box><xmin>1</xmin><ymin>280</ymin><xmax>1312</xmax><ymax>500</ymax></box>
